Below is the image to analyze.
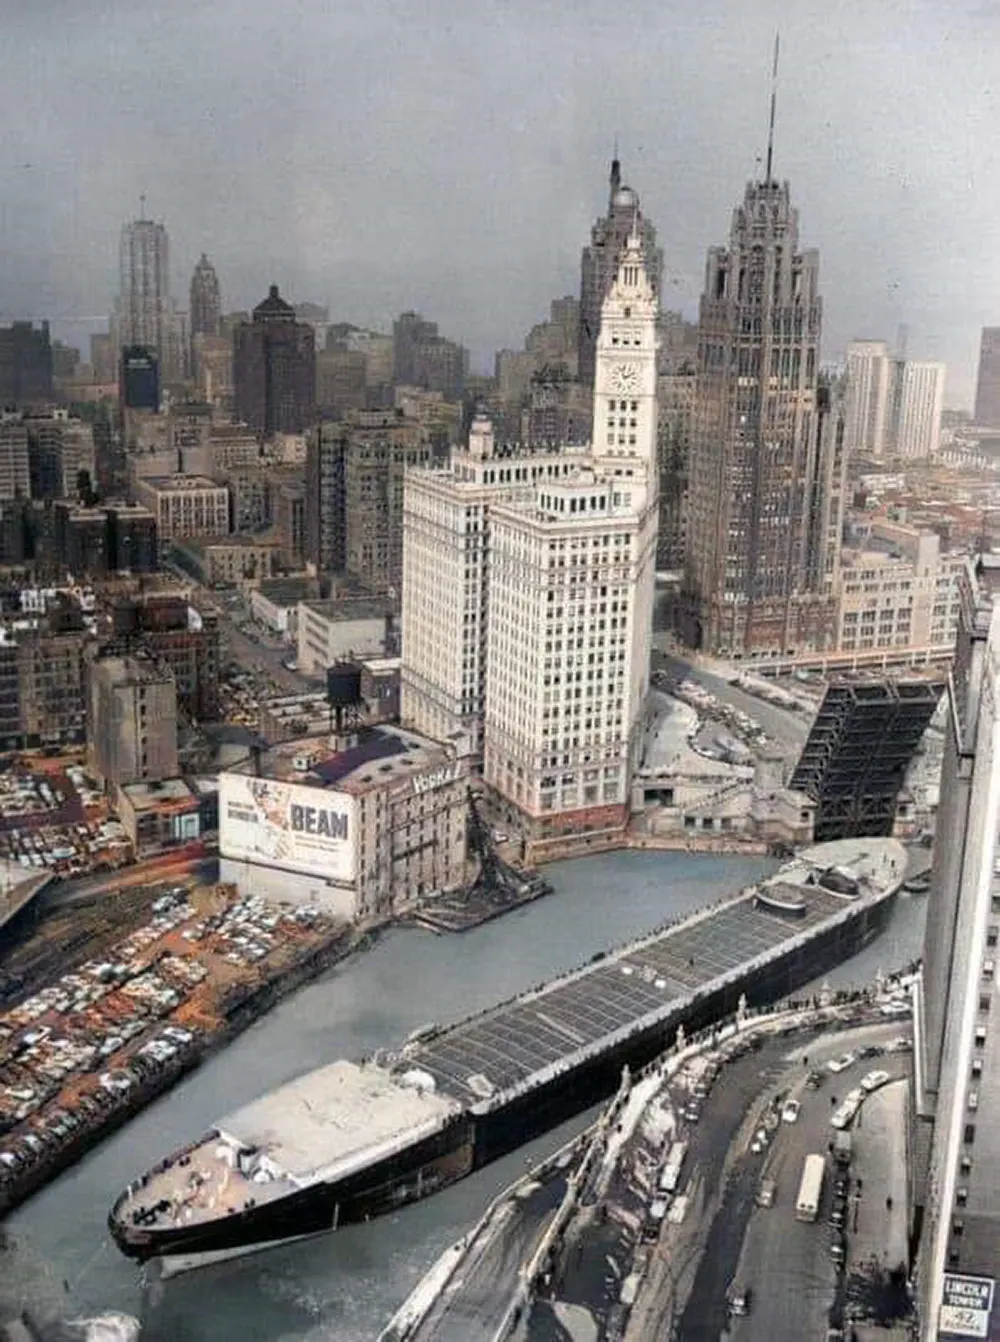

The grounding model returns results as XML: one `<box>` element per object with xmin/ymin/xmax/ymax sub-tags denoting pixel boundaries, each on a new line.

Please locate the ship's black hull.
<box><xmin>111</xmin><ymin>884</ymin><xmax>897</xmax><ymax>1262</ymax></box>
<box><xmin>111</xmin><ymin>1114</ymin><xmax>475</xmax><ymax>1261</ymax></box>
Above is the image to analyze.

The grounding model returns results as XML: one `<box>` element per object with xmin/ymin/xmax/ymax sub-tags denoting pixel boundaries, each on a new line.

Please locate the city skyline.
<box><xmin>2</xmin><ymin>0</ymin><xmax>996</xmax><ymax>406</ymax></box>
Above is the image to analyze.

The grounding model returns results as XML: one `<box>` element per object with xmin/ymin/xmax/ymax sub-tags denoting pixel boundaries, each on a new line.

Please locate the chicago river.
<box><xmin>5</xmin><ymin>849</ymin><xmax>927</xmax><ymax>1341</ymax></box>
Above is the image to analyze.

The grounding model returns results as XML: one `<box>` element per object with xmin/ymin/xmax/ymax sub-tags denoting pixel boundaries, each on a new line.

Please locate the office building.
<box><xmin>133</xmin><ymin>474</ymin><xmax>230</xmax><ymax>545</ymax></box>
<box><xmin>104</xmin><ymin>593</ymin><xmax>220</xmax><ymax>722</ymax></box>
<box><xmin>578</xmin><ymin>156</ymin><xmax>662</xmax><ymax>386</ymax></box>
<box><xmin>0</xmin><ymin>622</ymin><xmax>89</xmax><ymax>750</ymax></box>
<box><xmin>116</xmin><ymin>212</ymin><xmax>178</xmax><ymax>380</ymax></box>
<box><xmin>275</xmin><ymin>478</ymin><xmax>306</xmax><ymax>568</ymax></box>
<box><xmin>403</xmin><ymin>229</ymin><xmax>659</xmax><ymax>847</ymax></box>
<box><xmin>193</xmin><ymin>333</ymin><xmax>234</xmax><ymax>407</ymax></box>
<box><xmin>974</xmin><ymin>327</ymin><xmax>1000</xmax><ymax>427</ymax></box>
<box><xmin>53</xmin><ymin>503</ymin><xmax>110</xmax><ymax>576</ymax></box>
<box><xmin>316</xmin><ymin>347</ymin><xmax>368</xmax><ymax>416</ymax></box>
<box><xmin>189</xmin><ymin>254</ymin><xmax>221</xmax><ymax>341</ymax></box>
<box><xmin>171</xmin><ymin>534</ymin><xmax>282</xmax><ymax>587</ymax></box>
<box><xmin>233</xmin><ymin>285</ymin><xmax>316</xmax><ymax>434</ymax></box>
<box><xmin>844</xmin><ymin>339</ymin><xmax>892</xmax><ymax>459</ymax></box>
<box><xmin>682</xmin><ymin>167</ymin><xmax>840</xmax><ymax>658</ymax></box>
<box><xmin>402</xmin><ymin>419</ymin><xmax>588</xmax><ymax>756</ymax></box>
<box><xmin>90</xmin><ymin>332</ymin><xmax>117</xmax><ymax>386</ymax></box>
<box><xmin>87</xmin><ymin>655</ymin><xmax>179</xmax><ymax>787</ymax></box>
<box><xmin>0</xmin><ymin>416</ymin><xmax>31</xmax><ymax>501</ymax></box>
<box><xmin>835</xmin><ymin>529</ymin><xmax>964</xmax><ymax>657</ymax></box>
<box><xmin>107</xmin><ymin>503</ymin><xmax>159</xmax><ymax>574</ymax></box>
<box><xmin>0</xmin><ymin>321</ymin><xmax>53</xmax><ymax>407</ymax></box>
<box><xmin>392</xmin><ymin>311</ymin><xmax>465</xmax><ymax>399</ymax></box>
<box><xmin>24</xmin><ymin>409</ymin><xmax>96</xmax><ymax>501</ymax></box>
<box><xmin>526</xmin><ymin>365</ymin><xmax>591</xmax><ymax>447</ymax></box>
<box><xmin>120</xmin><ymin>346</ymin><xmax>160</xmax><ymax>412</ymax></box>
<box><xmin>485</xmin><ymin>232</ymin><xmax>658</xmax><ymax>836</ymax></box>
<box><xmin>340</xmin><ymin>410</ymin><xmax>431</xmax><ymax>594</ymax></box>
<box><xmin>296</xmin><ymin>597</ymin><xmax>395</xmax><ymax>674</ymax></box>
<box><xmin>656</xmin><ymin>370</ymin><xmax>696</xmax><ymax>571</ymax></box>
<box><xmin>917</xmin><ymin>555</ymin><xmax>1000</xmax><ymax>1340</ymax></box>
<box><xmin>305</xmin><ymin>422</ymin><xmax>346</xmax><ymax>574</ymax></box>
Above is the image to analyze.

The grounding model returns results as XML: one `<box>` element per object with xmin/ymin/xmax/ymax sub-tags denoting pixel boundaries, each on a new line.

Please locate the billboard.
<box><xmin>939</xmin><ymin>1275</ymin><xmax>996</xmax><ymax>1340</ymax></box>
<box><xmin>218</xmin><ymin>773</ymin><xmax>357</xmax><ymax>884</ymax></box>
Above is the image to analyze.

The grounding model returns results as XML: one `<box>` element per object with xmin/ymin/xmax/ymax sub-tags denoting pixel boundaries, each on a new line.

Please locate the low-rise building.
<box><xmin>248</xmin><ymin>576</ymin><xmax>319</xmax><ymax>638</ymax></box>
<box><xmin>217</xmin><ymin>724</ymin><xmax>470</xmax><ymax>921</ymax></box>
<box><xmin>296</xmin><ymin>597</ymin><xmax>395</xmax><ymax>674</ymax></box>
<box><xmin>171</xmin><ymin>534</ymin><xmax>283</xmax><ymax>587</ymax></box>
<box><xmin>133</xmin><ymin>474</ymin><xmax>230</xmax><ymax>545</ymax></box>
<box><xmin>834</xmin><ymin>529</ymin><xmax>965</xmax><ymax>656</ymax></box>
<box><xmin>114</xmin><ymin>776</ymin><xmax>202</xmax><ymax>854</ymax></box>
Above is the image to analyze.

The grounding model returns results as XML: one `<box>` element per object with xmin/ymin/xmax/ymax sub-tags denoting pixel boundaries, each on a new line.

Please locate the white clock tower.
<box><xmin>592</xmin><ymin>229</ymin><xmax>660</xmax><ymax>495</ymax></box>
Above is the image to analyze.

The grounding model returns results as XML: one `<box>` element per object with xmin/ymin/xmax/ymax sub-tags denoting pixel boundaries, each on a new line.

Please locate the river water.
<box><xmin>4</xmin><ymin>850</ymin><xmax>927</xmax><ymax>1341</ymax></box>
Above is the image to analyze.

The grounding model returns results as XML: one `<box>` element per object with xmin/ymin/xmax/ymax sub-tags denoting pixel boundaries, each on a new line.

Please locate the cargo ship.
<box><xmin>109</xmin><ymin>838</ymin><xmax>905</xmax><ymax>1264</ymax></box>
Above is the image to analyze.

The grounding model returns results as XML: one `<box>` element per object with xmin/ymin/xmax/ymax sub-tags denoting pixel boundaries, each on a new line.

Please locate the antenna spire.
<box><xmin>765</xmin><ymin>33</ymin><xmax>780</xmax><ymax>184</ymax></box>
<box><xmin>139</xmin><ymin>192</ymin><xmax>147</xmax><ymax>220</ymax></box>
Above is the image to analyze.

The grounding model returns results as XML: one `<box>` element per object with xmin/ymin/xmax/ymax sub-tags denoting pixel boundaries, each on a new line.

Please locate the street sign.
<box><xmin>939</xmin><ymin>1274</ymin><xmax>995</xmax><ymax>1339</ymax></box>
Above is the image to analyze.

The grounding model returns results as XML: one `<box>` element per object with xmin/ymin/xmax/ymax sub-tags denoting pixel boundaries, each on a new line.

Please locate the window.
<box><xmin>956</xmin><ymin>1188</ymin><xmax>969</xmax><ymax>1207</ymax></box>
<box><xmin>964</xmin><ymin>1123</ymin><xmax>976</xmax><ymax>1145</ymax></box>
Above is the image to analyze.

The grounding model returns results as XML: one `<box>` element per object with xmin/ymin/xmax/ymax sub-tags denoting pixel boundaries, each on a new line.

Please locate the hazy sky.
<box><xmin>3</xmin><ymin>0</ymin><xmax>997</xmax><ymax>404</ymax></box>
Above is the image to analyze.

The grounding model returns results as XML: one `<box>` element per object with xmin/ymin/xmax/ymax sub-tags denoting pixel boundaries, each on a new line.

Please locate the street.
<box><xmin>412</xmin><ymin>1174</ymin><xmax>566</xmax><ymax>1342</ymax></box>
<box><xmin>719</xmin><ymin>1020</ymin><xmax>911</xmax><ymax>1342</ymax></box>
<box><xmin>652</xmin><ymin>648</ymin><xmax>813</xmax><ymax>758</ymax></box>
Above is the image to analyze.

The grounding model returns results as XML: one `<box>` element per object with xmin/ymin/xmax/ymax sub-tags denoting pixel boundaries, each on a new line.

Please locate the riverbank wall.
<box><xmin>531</xmin><ymin>828</ymin><xmax>772</xmax><ymax>867</ymax></box>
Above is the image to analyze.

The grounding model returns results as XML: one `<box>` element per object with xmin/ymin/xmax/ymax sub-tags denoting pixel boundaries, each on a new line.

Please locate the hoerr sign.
<box><xmin>218</xmin><ymin>772</ymin><xmax>357</xmax><ymax>883</ymax></box>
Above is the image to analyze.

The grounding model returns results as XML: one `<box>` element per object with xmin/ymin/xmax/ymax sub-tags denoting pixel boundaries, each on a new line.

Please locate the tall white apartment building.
<box><xmin>402</xmin><ymin>232</ymin><xmax>659</xmax><ymax>843</ymax></box>
<box><xmin>917</xmin><ymin>555</ymin><xmax>1000</xmax><ymax>1339</ymax></box>
<box><xmin>844</xmin><ymin>339</ymin><xmax>891</xmax><ymax>458</ymax></box>
<box><xmin>891</xmin><ymin>359</ymin><xmax>946</xmax><ymax>459</ymax></box>
<box><xmin>843</xmin><ymin>340</ymin><xmax>945</xmax><ymax>461</ymax></box>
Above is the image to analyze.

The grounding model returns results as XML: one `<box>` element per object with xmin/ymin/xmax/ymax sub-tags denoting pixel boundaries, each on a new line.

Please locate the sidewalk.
<box><xmin>848</xmin><ymin>1077</ymin><xmax>910</xmax><ymax>1273</ymax></box>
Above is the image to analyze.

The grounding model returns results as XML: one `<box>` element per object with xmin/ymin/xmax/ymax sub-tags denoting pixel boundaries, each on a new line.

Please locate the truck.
<box><xmin>795</xmin><ymin>1153</ymin><xmax>826</xmax><ymax>1223</ymax></box>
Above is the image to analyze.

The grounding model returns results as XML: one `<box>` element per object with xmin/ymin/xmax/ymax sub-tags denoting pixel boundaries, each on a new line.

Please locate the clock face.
<box><xmin>610</xmin><ymin>361</ymin><xmax>640</xmax><ymax>394</ymax></box>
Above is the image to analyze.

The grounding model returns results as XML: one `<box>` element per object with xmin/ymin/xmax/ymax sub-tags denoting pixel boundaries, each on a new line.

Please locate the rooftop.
<box><xmin>139</xmin><ymin>475</ymin><xmax>225</xmax><ymax>492</ymax></box>
<box><xmin>234</xmin><ymin>724</ymin><xmax>452</xmax><ymax>795</ymax></box>
<box><xmin>120</xmin><ymin>777</ymin><xmax>198</xmax><ymax>814</ymax></box>
<box><xmin>300</xmin><ymin>597</ymin><xmax>393</xmax><ymax>623</ymax></box>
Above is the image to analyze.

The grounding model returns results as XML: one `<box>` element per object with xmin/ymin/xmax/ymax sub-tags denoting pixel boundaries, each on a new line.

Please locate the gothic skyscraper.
<box><xmin>681</xmin><ymin>164</ymin><xmax>842</xmax><ymax>658</ymax></box>
<box><xmin>577</xmin><ymin>157</ymin><xmax>662</xmax><ymax>387</ymax></box>
<box><xmin>189</xmin><ymin>254</ymin><xmax>222</xmax><ymax>341</ymax></box>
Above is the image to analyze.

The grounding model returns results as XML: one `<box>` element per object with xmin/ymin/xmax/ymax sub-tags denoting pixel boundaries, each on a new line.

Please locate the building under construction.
<box><xmin>790</xmin><ymin>674</ymin><xmax>944</xmax><ymax>840</ymax></box>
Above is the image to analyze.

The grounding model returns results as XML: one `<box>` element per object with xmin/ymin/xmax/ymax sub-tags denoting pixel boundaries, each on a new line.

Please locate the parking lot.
<box><xmin>0</xmin><ymin>882</ymin><xmax>338</xmax><ymax>1201</ymax></box>
<box><xmin>0</xmin><ymin>757</ymin><xmax>130</xmax><ymax>879</ymax></box>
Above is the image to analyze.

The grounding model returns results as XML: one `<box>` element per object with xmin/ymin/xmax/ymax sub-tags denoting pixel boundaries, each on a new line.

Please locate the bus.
<box><xmin>659</xmin><ymin>1140</ymin><xmax>688</xmax><ymax>1194</ymax></box>
<box><xmin>795</xmin><ymin>1153</ymin><xmax>826</xmax><ymax>1222</ymax></box>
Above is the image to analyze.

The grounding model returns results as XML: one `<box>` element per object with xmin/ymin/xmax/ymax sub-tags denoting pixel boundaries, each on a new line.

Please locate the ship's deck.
<box><xmin>117</xmin><ymin>1061</ymin><xmax>462</xmax><ymax>1230</ymax></box>
<box><xmin>402</xmin><ymin>839</ymin><xmax>904</xmax><ymax>1107</ymax></box>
